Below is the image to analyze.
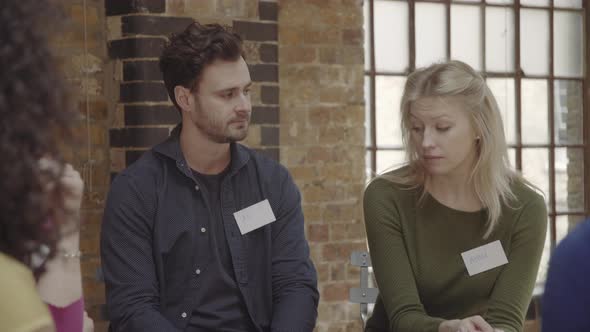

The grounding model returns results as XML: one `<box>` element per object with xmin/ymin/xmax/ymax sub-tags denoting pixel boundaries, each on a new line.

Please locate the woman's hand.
<box><xmin>439</xmin><ymin>315</ymin><xmax>494</xmax><ymax>332</ymax></box>
<box><xmin>83</xmin><ymin>311</ymin><xmax>94</xmax><ymax>332</ymax></box>
<box><xmin>38</xmin><ymin>159</ymin><xmax>84</xmax><ymax>222</ymax></box>
<box><xmin>59</xmin><ymin>163</ymin><xmax>84</xmax><ymax>219</ymax></box>
<box><xmin>57</xmin><ymin>164</ymin><xmax>84</xmax><ymax>258</ymax></box>
<box><xmin>37</xmin><ymin>161</ymin><xmax>85</xmax><ymax>308</ymax></box>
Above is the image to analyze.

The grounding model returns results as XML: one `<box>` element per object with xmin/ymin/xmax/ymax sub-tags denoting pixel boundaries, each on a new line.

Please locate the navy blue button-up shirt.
<box><xmin>100</xmin><ymin>126</ymin><xmax>319</xmax><ymax>332</ymax></box>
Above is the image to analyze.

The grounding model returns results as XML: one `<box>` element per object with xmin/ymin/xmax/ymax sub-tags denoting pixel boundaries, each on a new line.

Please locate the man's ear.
<box><xmin>174</xmin><ymin>85</ymin><xmax>192</xmax><ymax>113</ymax></box>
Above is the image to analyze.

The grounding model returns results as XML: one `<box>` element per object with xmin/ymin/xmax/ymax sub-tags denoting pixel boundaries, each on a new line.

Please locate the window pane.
<box><xmin>374</xmin><ymin>1</ymin><xmax>408</xmax><ymax>72</ymax></box>
<box><xmin>451</xmin><ymin>5</ymin><xmax>482</xmax><ymax>70</ymax></box>
<box><xmin>522</xmin><ymin>148</ymin><xmax>550</xmax><ymax>207</ymax></box>
<box><xmin>555</xmin><ymin>148</ymin><xmax>585</xmax><ymax>212</ymax></box>
<box><xmin>486</xmin><ymin>0</ymin><xmax>513</xmax><ymax>4</ymax></box>
<box><xmin>366</xmin><ymin>150</ymin><xmax>374</xmax><ymax>180</ymax></box>
<box><xmin>554</xmin><ymin>0</ymin><xmax>582</xmax><ymax>8</ymax></box>
<box><xmin>508</xmin><ymin>147</ymin><xmax>517</xmax><ymax>168</ymax></box>
<box><xmin>376</xmin><ymin>76</ymin><xmax>406</xmax><ymax>147</ymax></box>
<box><xmin>365</xmin><ymin>77</ymin><xmax>372</xmax><ymax>146</ymax></box>
<box><xmin>554</xmin><ymin>80</ymin><xmax>583</xmax><ymax>144</ymax></box>
<box><xmin>555</xmin><ymin>216</ymin><xmax>570</xmax><ymax>246</ymax></box>
<box><xmin>522</xmin><ymin>79</ymin><xmax>548</xmax><ymax>144</ymax></box>
<box><xmin>521</xmin><ymin>9</ymin><xmax>549</xmax><ymax>76</ymax></box>
<box><xmin>364</xmin><ymin>0</ymin><xmax>371</xmax><ymax>71</ymax></box>
<box><xmin>376</xmin><ymin>150</ymin><xmax>406</xmax><ymax>175</ymax></box>
<box><xmin>536</xmin><ymin>217</ymin><xmax>551</xmax><ymax>284</ymax></box>
<box><xmin>487</xmin><ymin>78</ymin><xmax>516</xmax><ymax>144</ymax></box>
<box><xmin>521</xmin><ymin>0</ymin><xmax>550</xmax><ymax>6</ymax></box>
<box><xmin>554</xmin><ymin>11</ymin><xmax>583</xmax><ymax>77</ymax></box>
<box><xmin>416</xmin><ymin>3</ymin><xmax>447</xmax><ymax>68</ymax></box>
<box><xmin>485</xmin><ymin>7</ymin><xmax>514</xmax><ymax>73</ymax></box>
<box><xmin>569</xmin><ymin>215</ymin><xmax>586</xmax><ymax>228</ymax></box>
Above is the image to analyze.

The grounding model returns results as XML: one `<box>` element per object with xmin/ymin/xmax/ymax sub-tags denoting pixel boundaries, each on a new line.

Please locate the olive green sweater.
<box><xmin>363</xmin><ymin>171</ymin><xmax>547</xmax><ymax>332</ymax></box>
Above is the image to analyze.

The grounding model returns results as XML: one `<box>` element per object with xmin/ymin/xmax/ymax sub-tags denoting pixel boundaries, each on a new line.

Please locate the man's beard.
<box><xmin>200</xmin><ymin>123</ymin><xmax>249</xmax><ymax>144</ymax></box>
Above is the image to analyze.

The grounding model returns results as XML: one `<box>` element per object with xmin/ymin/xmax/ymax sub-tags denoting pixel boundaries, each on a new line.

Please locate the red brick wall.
<box><xmin>51</xmin><ymin>1</ymin><xmax>367</xmax><ymax>331</ymax></box>
<box><xmin>278</xmin><ymin>1</ymin><xmax>366</xmax><ymax>331</ymax></box>
<box><xmin>50</xmin><ymin>1</ymin><xmax>110</xmax><ymax>331</ymax></box>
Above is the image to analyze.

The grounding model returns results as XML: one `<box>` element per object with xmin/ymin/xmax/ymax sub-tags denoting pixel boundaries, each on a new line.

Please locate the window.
<box><xmin>364</xmin><ymin>0</ymin><xmax>589</xmax><ymax>286</ymax></box>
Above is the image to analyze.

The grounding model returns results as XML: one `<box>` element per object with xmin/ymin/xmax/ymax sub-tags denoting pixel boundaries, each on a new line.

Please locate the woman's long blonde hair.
<box><xmin>383</xmin><ymin>60</ymin><xmax>528</xmax><ymax>238</ymax></box>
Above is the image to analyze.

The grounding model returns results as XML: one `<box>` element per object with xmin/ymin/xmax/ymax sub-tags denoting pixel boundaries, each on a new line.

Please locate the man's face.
<box><xmin>409</xmin><ymin>96</ymin><xmax>479</xmax><ymax>179</ymax></box>
<box><xmin>188</xmin><ymin>57</ymin><xmax>252</xmax><ymax>144</ymax></box>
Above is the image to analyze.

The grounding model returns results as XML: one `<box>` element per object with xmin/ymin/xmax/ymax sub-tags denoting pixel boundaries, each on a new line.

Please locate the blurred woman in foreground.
<box><xmin>0</xmin><ymin>1</ymin><xmax>92</xmax><ymax>331</ymax></box>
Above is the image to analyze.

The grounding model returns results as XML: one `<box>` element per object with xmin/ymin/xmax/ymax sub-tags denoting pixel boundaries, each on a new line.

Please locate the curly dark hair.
<box><xmin>0</xmin><ymin>0</ymin><xmax>72</xmax><ymax>279</ymax></box>
<box><xmin>159</xmin><ymin>21</ymin><xmax>245</xmax><ymax>114</ymax></box>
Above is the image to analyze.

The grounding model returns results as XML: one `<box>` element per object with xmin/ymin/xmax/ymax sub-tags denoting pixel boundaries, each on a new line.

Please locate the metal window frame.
<box><xmin>365</xmin><ymin>0</ymin><xmax>589</xmax><ymax>251</ymax></box>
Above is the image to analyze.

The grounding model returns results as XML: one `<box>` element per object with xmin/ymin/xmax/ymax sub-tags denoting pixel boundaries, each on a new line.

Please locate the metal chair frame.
<box><xmin>348</xmin><ymin>251</ymin><xmax>379</xmax><ymax>326</ymax></box>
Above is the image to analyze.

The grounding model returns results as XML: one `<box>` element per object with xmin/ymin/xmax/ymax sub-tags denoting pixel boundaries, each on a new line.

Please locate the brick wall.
<box><xmin>559</xmin><ymin>81</ymin><xmax>585</xmax><ymax>228</ymax></box>
<box><xmin>278</xmin><ymin>1</ymin><xmax>366</xmax><ymax>331</ymax></box>
<box><xmin>49</xmin><ymin>1</ymin><xmax>110</xmax><ymax>331</ymax></box>
<box><xmin>106</xmin><ymin>0</ymin><xmax>279</xmax><ymax>175</ymax></box>
<box><xmin>50</xmin><ymin>0</ymin><xmax>367</xmax><ymax>331</ymax></box>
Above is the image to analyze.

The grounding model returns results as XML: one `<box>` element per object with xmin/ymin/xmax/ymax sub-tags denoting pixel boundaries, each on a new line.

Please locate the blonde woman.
<box><xmin>363</xmin><ymin>61</ymin><xmax>547</xmax><ymax>332</ymax></box>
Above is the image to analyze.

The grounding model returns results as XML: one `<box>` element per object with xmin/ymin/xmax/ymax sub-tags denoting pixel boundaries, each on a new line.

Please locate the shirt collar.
<box><xmin>153</xmin><ymin>123</ymin><xmax>251</xmax><ymax>176</ymax></box>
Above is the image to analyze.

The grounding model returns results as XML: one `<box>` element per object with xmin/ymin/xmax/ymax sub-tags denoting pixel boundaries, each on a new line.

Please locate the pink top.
<box><xmin>47</xmin><ymin>297</ymin><xmax>84</xmax><ymax>332</ymax></box>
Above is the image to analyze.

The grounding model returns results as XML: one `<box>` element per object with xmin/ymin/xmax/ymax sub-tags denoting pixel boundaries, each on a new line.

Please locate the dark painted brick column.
<box><xmin>106</xmin><ymin>0</ymin><xmax>186</xmax><ymax>177</ymax></box>
<box><xmin>106</xmin><ymin>0</ymin><xmax>280</xmax><ymax>180</ymax></box>
<box><xmin>234</xmin><ymin>0</ymin><xmax>279</xmax><ymax>161</ymax></box>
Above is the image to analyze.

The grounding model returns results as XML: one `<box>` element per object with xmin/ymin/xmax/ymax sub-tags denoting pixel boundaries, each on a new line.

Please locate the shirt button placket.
<box><xmin>197</xmin><ymin>227</ymin><xmax>205</xmax><ymax>280</ymax></box>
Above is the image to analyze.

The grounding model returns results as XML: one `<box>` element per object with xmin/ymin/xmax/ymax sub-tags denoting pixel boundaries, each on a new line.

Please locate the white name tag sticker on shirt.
<box><xmin>233</xmin><ymin>199</ymin><xmax>276</xmax><ymax>235</ymax></box>
<box><xmin>461</xmin><ymin>240</ymin><xmax>508</xmax><ymax>276</ymax></box>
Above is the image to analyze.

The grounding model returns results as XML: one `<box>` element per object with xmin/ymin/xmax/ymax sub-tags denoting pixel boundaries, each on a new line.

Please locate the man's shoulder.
<box><xmin>238</xmin><ymin>144</ymin><xmax>290</xmax><ymax>179</ymax></box>
<box><xmin>111</xmin><ymin>149</ymin><xmax>165</xmax><ymax>190</ymax></box>
<box><xmin>125</xmin><ymin>147</ymin><xmax>167</xmax><ymax>173</ymax></box>
<box><xmin>554</xmin><ymin>219</ymin><xmax>590</xmax><ymax>263</ymax></box>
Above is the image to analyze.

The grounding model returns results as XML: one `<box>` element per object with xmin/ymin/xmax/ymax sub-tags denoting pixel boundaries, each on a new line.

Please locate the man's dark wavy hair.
<box><xmin>0</xmin><ymin>0</ymin><xmax>72</xmax><ymax>279</ymax></box>
<box><xmin>159</xmin><ymin>21</ymin><xmax>245</xmax><ymax>114</ymax></box>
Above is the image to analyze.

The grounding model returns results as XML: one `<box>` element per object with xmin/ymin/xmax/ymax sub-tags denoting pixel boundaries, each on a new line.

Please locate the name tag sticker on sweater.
<box><xmin>461</xmin><ymin>240</ymin><xmax>508</xmax><ymax>276</ymax></box>
<box><xmin>234</xmin><ymin>199</ymin><xmax>276</xmax><ymax>235</ymax></box>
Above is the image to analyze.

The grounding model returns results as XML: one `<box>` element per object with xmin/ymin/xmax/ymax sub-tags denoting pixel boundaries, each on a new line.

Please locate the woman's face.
<box><xmin>409</xmin><ymin>96</ymin><xmax>479</xmax><ymax>179</ymax></box>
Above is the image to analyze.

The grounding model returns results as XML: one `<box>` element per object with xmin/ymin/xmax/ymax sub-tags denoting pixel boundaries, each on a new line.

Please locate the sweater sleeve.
<box><xmin>484</xmin><ymin>194</ymin><xmax>547</xmax><ymax>332</ymax></box>
<box><xmin>47</xmin><ymin>297</ymin><xmax>84</xmax><ymax>332</ymax></box>
<box><xmin>364</xmin><ymin>178</ymin><xmax>444</xmax><ymax>332</ymax></box>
